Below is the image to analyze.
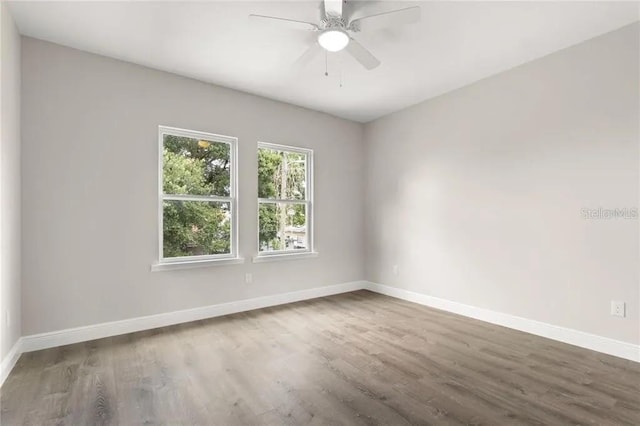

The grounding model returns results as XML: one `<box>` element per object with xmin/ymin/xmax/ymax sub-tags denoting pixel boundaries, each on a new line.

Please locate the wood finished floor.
<box><xmin>1</xmin><ymin>290</ymin><xmax>639</xmax><ymax>425</ymax></box>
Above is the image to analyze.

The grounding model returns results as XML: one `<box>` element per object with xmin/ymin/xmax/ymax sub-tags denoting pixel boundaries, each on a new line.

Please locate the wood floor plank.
<box><xmin>2</xmin><ymin>290</ymin><xmax>639</xmax><ymax>425</ymax></box>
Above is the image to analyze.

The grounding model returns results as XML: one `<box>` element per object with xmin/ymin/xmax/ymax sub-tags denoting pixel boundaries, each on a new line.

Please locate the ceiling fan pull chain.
<box><xmin>325</xmin><ymin>51</ymin><xmax>329</xmax><ymax>77</ymax></box>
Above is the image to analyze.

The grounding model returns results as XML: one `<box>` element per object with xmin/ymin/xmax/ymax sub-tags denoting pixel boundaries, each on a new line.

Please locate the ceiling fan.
<box><xmin>249</xmin><ymin>0</ymin><xmax>421</xmax><ymax>71</ymax></box>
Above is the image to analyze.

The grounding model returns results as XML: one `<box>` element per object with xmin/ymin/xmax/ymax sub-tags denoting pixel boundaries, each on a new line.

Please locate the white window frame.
<box><xmin>256</xmin><ymin>142</ymin><xmax>315</xmax><ymax>260</ymax></box>
<box><xmin>156</xmin><ymin>126</ymin><xmax>239</xmax><ymax>268</ymax></box>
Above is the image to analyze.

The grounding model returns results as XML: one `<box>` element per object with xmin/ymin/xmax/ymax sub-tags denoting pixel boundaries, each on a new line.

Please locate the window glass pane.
<box><xmin>259</xmin><ymin>202</ymin><xmax>307</xmax><ymax>252</ymax></box>
<box><xmin>163</xmin><ymin>200</ymin><xmax>231</xmax><ymax>258</ymax></box>
<box><xmin>258</xmin><ymin>147</ymin><xmax>306</xmax><ymax>200</ymax></box>
<box><xmin>163</xmin><ymin>134</ymin><xmax>230</xmax><ymax>197</ymax></box>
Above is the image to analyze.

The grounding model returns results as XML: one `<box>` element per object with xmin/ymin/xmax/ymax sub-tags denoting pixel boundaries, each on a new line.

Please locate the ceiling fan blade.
<box><xmin>350</xmin><ymin>6</ymin><xmax>420</xmax><ymax>32</ymax></box>
<box><xmin>249</xmin><ymin>14</ymin><xmax>319</xmax><ymax>31</ymax></box>
<box><xmin>323</xmin><ymin>0</ymin><xmax>343</xmax><ymax>18</ymax></box>
<box><xmin>293</xmin><ymin>43</ymin><xmax>323</xmax><ymax>69</ymax></box>
<box><xmin>345</xmin><ymin>38</ymin><xmax>381</xmax><ymax>70</ymax></box>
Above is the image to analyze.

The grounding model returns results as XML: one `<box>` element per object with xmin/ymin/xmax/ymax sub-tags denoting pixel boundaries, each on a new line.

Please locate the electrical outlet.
<box><xmin>611</xmin><ymin>301</ymin><xmax>626</xmax><ymax>318</ymax></box>
<box><xmin>393</xmin><ymin>265</ymin><xmax>399</xmax><ymax>276</ymax></box>
<box><xmin>245</xmin><ymin>273</ymin><xmax>253</xmax><ymax>284</ymax></box>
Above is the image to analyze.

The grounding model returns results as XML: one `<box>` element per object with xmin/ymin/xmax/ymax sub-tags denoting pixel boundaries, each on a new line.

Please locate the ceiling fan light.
<box><xmin>318</xmin><ymin>29</ymin><xmax>349</xmax><ymax>52</ymax></box>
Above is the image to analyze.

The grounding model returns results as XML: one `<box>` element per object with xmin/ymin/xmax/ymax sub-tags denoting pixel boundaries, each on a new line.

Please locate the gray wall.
<box><xmin>21</xmin><ymin>38</ymin><xmax>365</xmax><ymax>335</ymax></box>
<box><xmin>1</xmin><ymin>3</ymin><xmax>22</xmax><ymax>361</ymax></box>
<box><xmin>364</xmin><ymin>23</ymin><xmax>639</xmax><ymax>345</ymax></box>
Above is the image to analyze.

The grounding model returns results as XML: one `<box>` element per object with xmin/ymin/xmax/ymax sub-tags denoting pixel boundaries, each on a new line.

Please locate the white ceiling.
<box><xmin>8</xmin><ymin>1</ymin><xmax>639</xmax><ymax>122</ymax></box>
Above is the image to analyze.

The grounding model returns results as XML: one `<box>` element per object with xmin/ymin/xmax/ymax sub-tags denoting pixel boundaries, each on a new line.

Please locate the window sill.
<box><xmin>252</xmin><ymin>252</ymin><xmax>319</xmax><ymax>263</ymax></box>
<box><xmin>151</xmin><ymin>257</ymin><xmax>245</xmax><ymax>272</ymax></box>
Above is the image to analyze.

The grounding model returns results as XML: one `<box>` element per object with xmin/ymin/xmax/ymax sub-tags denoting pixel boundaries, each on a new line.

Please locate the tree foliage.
<box><xmin>162</xmin><ymin>136</ymin><xmax>231</xmax><ymax>258</ymax></box>
<box><xmin>162</xmin><ymin>137</ymin><xmax>308</xmax><ymax>257</ymax></box>
<box><xmin>258</xmin><ymin>148</ymin><xmax>307</xmax><ymax>251</ymax></box>
<box><xmin>163</xmin><ymin>135</ymin><xmax>230</xmax><ymax>196</ymax></box>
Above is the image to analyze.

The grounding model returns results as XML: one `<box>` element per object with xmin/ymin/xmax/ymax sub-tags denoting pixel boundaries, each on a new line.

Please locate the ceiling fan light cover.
<box><xmin>318</xmin><ymin>29</ymin><xmax>349</xmax><ymax>52</ymax></box>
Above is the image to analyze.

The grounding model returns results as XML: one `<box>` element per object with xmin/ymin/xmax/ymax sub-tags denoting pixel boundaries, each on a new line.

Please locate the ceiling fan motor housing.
<box><xmin>321</xmin><ymin>16</ymin><xmax>347</xmax><ymax>30</ymax></box>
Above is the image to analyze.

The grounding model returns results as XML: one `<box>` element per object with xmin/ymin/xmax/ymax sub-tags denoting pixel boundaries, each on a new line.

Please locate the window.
<box><xmin>158</xmin><ymin>126</ymin><xmax>238</xmax><ymax>264</ymax></box>
<box><xmin>257</xmin><ymin>142</ymin><xmax>313</xmax><ymax>256</ymax></box>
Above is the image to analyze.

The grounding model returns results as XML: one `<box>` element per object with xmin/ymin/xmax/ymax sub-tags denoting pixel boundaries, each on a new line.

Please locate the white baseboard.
<box><xmin>0</xmin><ymin>338</ymin><xmax>23</xmax><ymax>387</ymax></box>
<box><xmin>364</xmin><ymin>282</ymin><xmax>640</xmax><ymax>363</ymax></box>
<box><xmin>20</xmin><ymin>280</ymin><xmax>367</xmax><ymax>354</ymax></box>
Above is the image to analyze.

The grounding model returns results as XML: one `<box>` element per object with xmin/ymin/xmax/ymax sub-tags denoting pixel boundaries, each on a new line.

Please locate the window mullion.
<box><xmin>258</xmin><ymin>198</ymin><xmax>308</xmax><ymax>204</ymax></box>
<box><xmin>163</xmin><ymin>194</ymin><xmax>232</xmax><ymax>203</ymax></box>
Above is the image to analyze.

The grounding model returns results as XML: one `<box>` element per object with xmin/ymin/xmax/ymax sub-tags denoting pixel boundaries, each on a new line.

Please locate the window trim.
<box><xmin>157</xmin><ymin>125</ymin><xmax>239</xmax><ymax>265</ymax></box>
<box><xmin>256</xmin><ymin>141</ymin><xmax>314</xmax><ymax>257</ymax></box>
